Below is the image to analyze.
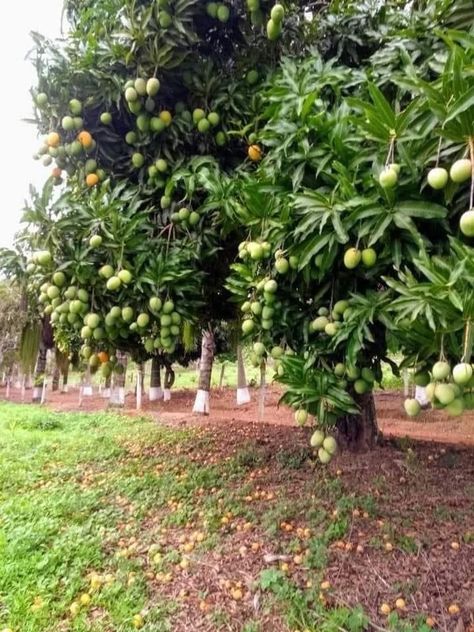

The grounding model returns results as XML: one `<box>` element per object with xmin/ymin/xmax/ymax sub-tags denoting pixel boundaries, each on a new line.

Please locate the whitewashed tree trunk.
<box><xmin>136</xmin><ymin>362</ymin><xmax>145</xmax><ymax>410</ymax></box>
<box><xmin>162</xmin><ymin>359</ymin><xmax>174</xmax><ymax>402</ymax></box>
<box><xmin>32</xmin><ymin>344</ymin><xmax>48</xmax><ymax>402</ymax></box>
<box><xmin>193</xmin><ymin>329</ymin><xmax>215</xmax><ymax>415</ymax></box>
<box><xmin>236</xmin><ymin>344</ymin><xmax>250</xmax><ymax>405</ymax></box>
<box><xmin>40</xmin><ymin>377</ymin><xmax>47</xmax><ymax>405</ymax></box>
<box><xmin>415</xmin><ymin>386</ymin><xmax>429</xmax><ymax>406</ymax></box>
<box><xmin>258</xmin><ymin>360</ymin><xmax>266</xmax><ymax>421</ymax></box>
<box><xmin>110</xmin><ymin>353</ymin><xmax>127</xmax><ymax>407</ymax></box>
<box><xmin>83</xmin><ymin>367</ymin><xmax>93</xmax><ymax>396</ymax></box>
<box><xmin>78</xmin><ymin>376</ymin><xmax>84</xmax><ymax>407</ymax></box>
<box><xmin>149</xmin><ymin>356</ymin><xmax>163</xmax><ymax>401</ymax></box>
<box><xmin>102</xmin><ymin>375</ymin><xmax>111</xmax><ymax>399</ymax></box>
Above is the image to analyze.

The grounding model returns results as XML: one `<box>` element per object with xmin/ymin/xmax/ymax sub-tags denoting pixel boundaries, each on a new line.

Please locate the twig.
<box><xmin>366</xmin><ymin>555</ymin><xmax>391</xmax><ymax>590</ymax></box>
<box><xmin>263</xmin><ymin>553</ymin><xmax>291</xmax><ymax>563</ymax></box>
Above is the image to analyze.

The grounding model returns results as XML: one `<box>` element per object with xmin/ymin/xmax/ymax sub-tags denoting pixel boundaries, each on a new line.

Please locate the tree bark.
<box><xmin>61</xmin><ymin>365</ymin><xmax>69</xmax><ymax>393</ymax></box>
<box><xmin>192</xmin><ymin>329</ymin><xmax>215</xmax><ymax>414</ymax></box>
<box><xmin>236</xmin><ymin>344</ymin><xmax>251</xmax><ymax>405</ymax></box>
<box><xmin>149</xmin><ymin>356</ymin><xmax>162</xmax><ymax>401</ymax></box>
<box><xmin>337</xmin><ymin>391</ymin><xmax>378</xmax><ymax>451</ymax></box>
<box><xmin>219</xmin><ymin>362</ymin><xmax>226</xmax><ymax>387</ymax></box>
<box><xmin>52</xmin><ymin>365</ymin><xmax>60</xmax><ymax>392</ymax></box>
<box><xmin>162</xmin><ymin>357</ymin><xmax>175</xmax><ymax>401</ymax></box>
<box><xmin>32</xmin><ymin>344</ymin><xmax>47</xmax><ymax>402</ymax></box>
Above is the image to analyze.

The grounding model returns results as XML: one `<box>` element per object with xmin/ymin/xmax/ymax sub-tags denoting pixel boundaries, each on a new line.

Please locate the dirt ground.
<box><xmin>2</xmin><ymin>383</ymin><xmax>474</xmax><ymax>447</ymax></box>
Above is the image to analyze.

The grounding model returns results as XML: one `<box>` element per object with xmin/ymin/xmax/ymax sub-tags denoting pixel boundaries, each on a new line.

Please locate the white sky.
<box><xmin>0</xmin><ymin>0</ymin><xmax>64</xmax><ymax>249</ymax></box>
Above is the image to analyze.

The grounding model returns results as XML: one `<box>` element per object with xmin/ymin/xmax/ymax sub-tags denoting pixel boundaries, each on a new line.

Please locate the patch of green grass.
<box><xmin>0</xmin><ymin>403</ymin><xmax>187</xmax><ymax>632</ymax></box>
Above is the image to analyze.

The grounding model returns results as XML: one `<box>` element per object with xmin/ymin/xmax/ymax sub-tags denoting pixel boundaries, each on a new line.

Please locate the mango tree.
<box><xmin>227</xmin><ymin>10</ymin><xmax>474</xmax><ymax>455</ymax></box>
<box><xmin>25</xmin><ymin>0</ymin><xmax>304</xmax><ymax>410</ymax></box>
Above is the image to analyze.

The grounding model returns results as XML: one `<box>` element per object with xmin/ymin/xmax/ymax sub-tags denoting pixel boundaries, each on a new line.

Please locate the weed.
<box><xmin>396</xmin><ymin>534</ymin><xmax>419</xmax><ymax>554</ymax></box>
<box><xmin>305</xmin><ymin>538</ymin><xmax>328</xmax><ymax>570</ymax></box>
<box><xmin>210</xmin><ymin>608</ymin><xmax>231</xmax><ymax>627</ymax></box>
<box><xmin>276</xmin><ymin>446</ymin><xmax>310</xmax><ymax>469</ymax></box>
<box><xmin>234</xmin><ymin>443</ymin><xmax>265</xmax><ymax>469</ymax></box>
<box><xmin>242</xmin><ymin>621</ymin><xmax>261</xmax><ymax>632</ymax></box>
<box><xmin>257</xmin><ymin>568</ymin><xmax>369</xmax><ymax>632</ymax></box>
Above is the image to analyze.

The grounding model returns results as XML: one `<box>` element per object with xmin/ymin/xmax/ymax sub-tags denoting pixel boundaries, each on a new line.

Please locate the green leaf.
<box><xmin>367</xmin><ymin>83</ymin><xmax>396</xmax><ymax>130</ymax></box>
<box><xmin>396</xmin><ymin>201</ymin><xmax>447</xmax><ymax>219</ymax></box>
<box><xmin>444</xmin><ymin>86</ymin><xmax>474</xmax><ymax>123</ymax></box>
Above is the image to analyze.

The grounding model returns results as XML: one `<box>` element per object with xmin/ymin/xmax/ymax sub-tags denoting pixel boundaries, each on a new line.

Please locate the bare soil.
<box><xmin>2</xmin><ymin>383</ymin><xmax>473</xmax><ymax>447</ymax></box>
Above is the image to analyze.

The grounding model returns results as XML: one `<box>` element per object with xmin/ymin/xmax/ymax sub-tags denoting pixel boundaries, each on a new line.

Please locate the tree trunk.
<box><xmin>102</xmin><ymin>374</ymin><xmax>111</xmax><ymax>398</ymax></box>
<box><xmin>83</xmin><ymin>367</ymin><xmax>93</xmax><ymax>396</ymax></box>
<box><xmin>192</xmin><ymin>329</ymin><xmax>215</xmax><ymax>414</ymax></box>
<box><xmin>110</xmin><ymin>353</ymin><xmax>127</xmax><ymax>407</ymax></box>
<box><xmin>136</xmin><ymin>362</ymin><xmax>144</xmax><ymax>410</ymax></box>
<box><xmin>219</xmin><ymin>362</ymin><xmax>226</xmax><ymax>388</ymax></box>
<box><xmin>163</xmin><ymin>357</ymin><xmax>175</xmax><ymax>402</ymax></box>
<box><xmin>32</xmin><ymin>344</ymin><xmax>47</xmax><ymax>402</ymax></box>
<box><xmin>402</xmin><ymin>368</ymin><xmax>409</xmax><ymax>397</ymax></box>
<box><xmin>337</xmin><ymin>391</ymin><xmax>378</xmax><ymax>451</ymax></box>
<box><xmin>138</xmin><ymin>362</ymin><xmax>145</xmax><ymax>392</ymax></box>
<box><xmin>61</xmin><ymin>365</ymin><xmax>69</xmax><ymax>393</ymax></box>
<box><xmin>52</xmin><ymin>365</ymin><xmax>60</xmax><ymax>392</ymax></box>
<box><xmin>149</xmin><ymin>356</ymin><xmax>162</xmax><ymax>401</ymax></box>
<box><xmin>258</xmin><ymin>360</ymin><xmax>266</xmax><ymax>421</ymax></box>
<box><xmin>236</xmin><ymin>344</ymin><xmax>250</xmax><ymax>405</ymax></box>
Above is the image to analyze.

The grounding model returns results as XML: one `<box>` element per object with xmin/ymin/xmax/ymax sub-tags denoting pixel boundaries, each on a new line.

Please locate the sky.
<box><xmin>0</xmin><ymin>0</ymin><xmax>64</xmax><ymax>249</ymax></box>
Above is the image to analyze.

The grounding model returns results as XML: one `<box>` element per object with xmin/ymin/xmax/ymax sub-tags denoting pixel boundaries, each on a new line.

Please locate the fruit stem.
<box><xmin>461</xmin><ymin>319</ymin><xmax>472</xmax><ymax>364</ymax></box>
<box><xmin>165</xmin><ymin>223</ymin><xmax>172</xmax><ymax>257</ymax></box>
<box><xmin>385</xmin><ymin>136</ymin><xmax>396</xmax><ymax>168</ymax></box>
<box><xmin>435</xmin><ymin>135</ymin><xmax>443</xmax><ymax>168</ymax></box>
<box><xmin>469</xmin><ymin>137</ymin><xmax>474</xmax><ymax>211</ymax></box>
<box><xmin>439</xmin><ymin>333</ymin><xmax>445</xmax><ymax>362</ymax></box>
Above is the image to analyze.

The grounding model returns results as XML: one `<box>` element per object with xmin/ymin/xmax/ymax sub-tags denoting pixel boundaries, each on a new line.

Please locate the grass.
<box><xmin>0</xmin><ymin>405</ymin><xmax>183</xmax><ymax>631</ymax></box>
<box><xmin>0</xmin><ymin>402</ymin><xmax>442</xmax><ymax>632</ymax></box>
